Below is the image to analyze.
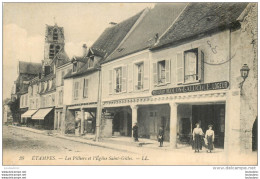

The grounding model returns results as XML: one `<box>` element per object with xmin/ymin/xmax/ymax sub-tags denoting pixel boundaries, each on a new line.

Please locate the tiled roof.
<box><xmin>152</xmin><ymin>2</ymin><xmax>249</xmax><ymax>49</ymax></box>
<box><xmin>51</xmin><ymin>47</ymin><xmax>70</xmax><ymax>68</ymax></box>
<box><xmin>65</xmin><ymin>9</ymin><xmax>145</xmax><ymax>79</ymax></box>
<box><xmin>18</xmin><ymin>61</ymin><xmax>42</xmax><ymax>75</ymax></box>
<box><xmin>91</xmin><ymin>9</ymin><xmax>145</xmax><ymax>59</ymax></box>
<box><xmin>104</xmin><ymin>3</ymin><xmax>187</xmax><ymax>63</ymax></box>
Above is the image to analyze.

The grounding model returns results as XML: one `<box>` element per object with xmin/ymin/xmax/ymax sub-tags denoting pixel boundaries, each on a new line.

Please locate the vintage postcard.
<box><xmin>2</xmin><ymin>2</ymin><xmax>258</xmax><ymax>166</ymax></box>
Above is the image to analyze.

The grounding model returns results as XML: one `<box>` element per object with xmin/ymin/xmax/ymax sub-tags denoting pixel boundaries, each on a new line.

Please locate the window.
<box><xmin>73</xmin><ymin>81</ymin><xmax>79</xmax><ymax>99</ymax></box>
<box><xmin>59</xmin><ymin>90</ymin><xmax>63</xmax><ymax>105</ymax></box>
<box><xmin>153</xmin><ymin>60</ymin><xmax>170</xmax><ymax>86</ymax></box>
<box><xmin>135</xmin><ymin>63</ymin><xmax>144</xmax><ymax>90</ymax></box>
<box><xmin>55</xmin><ymin>45</ymin><xmax>60</xmax><ymax>54</ymax></box>
<box><xmin>176</xmin><ymin>48</ymin><xmax>204</xmax><ymax>84</ymax></box>
<box><xmin>115</xmin><ymin>67</ymin><xmax>122</xmax><ymax>93</ymax></box>
<box><xmin>88</xmin><ymin>56</ymin><xmax>94</xmax><ymax>68</ymax></box>
<box><xmin>61</xmin><ymin>71</ymin><xmax>65</xmax><ymax>85</ymax></box>
<box><xmin>184</xmin><ymin>49</ymin><xmax>198</xmax><ymax>83</ymax></box>
<box><xmin>44</xmin><ymin>82</ymin><xmax>48</xmax><ymax>91</ymax></box>
<box><xmin>83</xmin><ymin>79</ymin><xmax>88</xmax><ymax>98</ymax></box>
<box><xmin>158</xmin><ymin>60</ymin><xmax>166</xmax><ymax>84</ymax></box>
<box><xmin>49</xmin><ymin>45</ymin><xmax>55</xmax><ymax>59</ymax></box>
<box><xmin>73</xmin><ymin>62</ymin><xmax>77</xmax><ymax>72</ymax></box>
<box><xmin>53</xmin><ymin>29</ymin><xmax>58</xmax><ymax>41</ymax></box>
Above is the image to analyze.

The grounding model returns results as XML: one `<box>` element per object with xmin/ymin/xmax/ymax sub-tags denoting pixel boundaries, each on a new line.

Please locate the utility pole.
<box><xmin>95</xmin><ymin>68</ymin><xmax>102</xmax><ymax>141</ymax></box>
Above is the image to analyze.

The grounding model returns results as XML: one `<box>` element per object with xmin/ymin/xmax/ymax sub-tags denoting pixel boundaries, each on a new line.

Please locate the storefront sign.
<box><xmin>152</xmin><ymin>81</ymin><xmax>229</xmax><ymax>96</ymax></box>
<box><xmin>102</xmin><ymin>112</ymin><xmax>114</xmax><ymax>119</ymax></box>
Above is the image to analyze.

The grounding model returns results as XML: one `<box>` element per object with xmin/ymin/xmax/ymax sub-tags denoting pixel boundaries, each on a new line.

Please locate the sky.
<box><xmin>3</xmin><ymin>3</ymin><xmax>155</xmax><ymax>100</ymax></box>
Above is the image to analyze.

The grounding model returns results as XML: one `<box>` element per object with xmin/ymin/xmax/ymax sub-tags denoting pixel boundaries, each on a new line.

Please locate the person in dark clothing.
<box><xmin>192</xmin><ymin>123</ymin><xmax>204</xmax><ymax>153</ymax></box>
<box><xmin>158</xmin><ymin>126</ymin><xmax>164</xmax><ymax>147</ymax></box>
<box><xmin>132</xmin><ymin>122</ymin><xmax>139</xmax><ymax>142</ymax></box>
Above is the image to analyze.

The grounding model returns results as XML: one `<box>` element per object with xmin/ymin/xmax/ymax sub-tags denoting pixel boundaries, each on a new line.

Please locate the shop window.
<box><xmin>53</xmin><ymin>29</ymin><xmax>58</xmax><ymax>41</ymax></box>
<box><xmin>83</xmin><ymin>79</ymin><xmax>88</xmax><ymax>98</ymax></box>
<box><xmin>153</xmin><ymin>60</ymin><xmax>170</xmax><ymax>86</ymax></box>
<box><xmin>176</xmin><ymin>48</ymin><xmax>204</xmax><ymax>84</ymax></box>
<box><xmin>135</xmin><ymin>62</ymin><xmax>144</xmax><ymax>90</ymax></box>
<box><xmin>73</xmin><ymin>81</ymin><xmax>79</xmax><ymax>99</ymax></box>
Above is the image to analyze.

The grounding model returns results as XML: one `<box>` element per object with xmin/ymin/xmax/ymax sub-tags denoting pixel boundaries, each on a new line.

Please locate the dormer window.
<box><xmin>88</xmin><ymin>56</ymin><xmax>94</xmax><ymax>68</ymax></box>
<box><xmin>73</xmin><ymin>62</ymin><xmax>78</xmax><ymax>72</ymax></box>
<box><xmin>53</xmin><ymin>28</ymin><xmax>58</xmax><ymax>41</ymax></box>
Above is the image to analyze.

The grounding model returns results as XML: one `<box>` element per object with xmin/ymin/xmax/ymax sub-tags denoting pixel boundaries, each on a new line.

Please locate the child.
<box><xmin>205</xmin><ymin>124</ymin><xmax>215</xmax><ymax>153</ymax></box>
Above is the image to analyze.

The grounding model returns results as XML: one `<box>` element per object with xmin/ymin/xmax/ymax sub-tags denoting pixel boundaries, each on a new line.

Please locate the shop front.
<box><xmin>21</xmin><ymin>109</ymin><xmax>38</xmax><ymax>126</ymax></box>
<box><xmin>31</xmin><ymin>107</ymin><xmax>54</xmax><ymax>129</ymax></box>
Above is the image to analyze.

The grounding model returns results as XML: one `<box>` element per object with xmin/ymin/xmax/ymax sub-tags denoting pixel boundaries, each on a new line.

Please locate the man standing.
<box><xmin>132</xmin><ymin>122</ymin><xmax>139</xmax><ymax>142</ymax></box>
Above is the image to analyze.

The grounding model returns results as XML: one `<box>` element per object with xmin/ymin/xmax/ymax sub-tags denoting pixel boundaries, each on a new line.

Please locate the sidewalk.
<box><xmin>9</xmin><ymin>125</ymin><xmax>219</xmax><ymax>154</ymax></box>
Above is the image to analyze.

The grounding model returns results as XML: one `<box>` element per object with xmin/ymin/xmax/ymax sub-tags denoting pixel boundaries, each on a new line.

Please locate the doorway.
<box><xmin>192</xmin><ymin>104</ymin><xmax>225</xmax><ymax>148</ymax></box>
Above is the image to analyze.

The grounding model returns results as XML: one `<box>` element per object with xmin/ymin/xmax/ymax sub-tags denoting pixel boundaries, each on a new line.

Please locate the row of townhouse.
<box><xmin>16</xmin><ymin>2</ymin><xmax>257</xmax><ymax>153</ymax></box>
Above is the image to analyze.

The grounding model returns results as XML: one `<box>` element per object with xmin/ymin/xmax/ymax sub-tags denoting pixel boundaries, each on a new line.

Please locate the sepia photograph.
<box><xmin>2</xmin><ymin>1</ymin><xmax>258</xmax><ymax>169</ymax></box>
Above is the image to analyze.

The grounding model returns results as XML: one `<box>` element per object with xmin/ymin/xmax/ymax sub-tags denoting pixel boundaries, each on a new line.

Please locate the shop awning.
<box><xmin>21</xmin><ymin>109</ymin><xmax>38</xmax><ymax>118</ymax></box>
<box><xmin>32</xmin><ymin>108</ymin><xmax>53</xmax><ymax>120</ymax></box>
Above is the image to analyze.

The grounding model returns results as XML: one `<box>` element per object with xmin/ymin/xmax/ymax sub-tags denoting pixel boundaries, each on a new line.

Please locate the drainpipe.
<box><xmin>95</xmin><ymin>68</ymin><xmax>102</xmax><ymax>141</ymax></box>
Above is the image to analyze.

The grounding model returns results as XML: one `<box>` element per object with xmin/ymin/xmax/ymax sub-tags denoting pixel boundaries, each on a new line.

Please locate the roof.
<box><xmin>104</xmin><ymin>3</ymin><xmax>187</xmax><ymax>63</ymax></box>
<box><xmin>91</xmin><ymin>9</ymin><xmax>145</xmax><ymax>59</ymax></box>
<box><xmin>18</xmin><ymin>61</ymin><xmax>42</xmax><ymax>75</ymax></box>
<box><xmin>152</xmin><ymin>2</ymin><xmax>249</xmax><ymax>49</ymax></box>
<box><xmin>51</xmin><ymin>47</ymin><xmax>70</xmax><ymax>68</ymax></box>
<box><xmin>65</xmin><ymin>9</ymin><xmax>145</xmax><ymax>79</ymax></box>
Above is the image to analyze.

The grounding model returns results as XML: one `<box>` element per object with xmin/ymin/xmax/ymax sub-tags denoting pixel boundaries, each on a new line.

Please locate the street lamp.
<box><xmin>240</xmin><ymin>64</ymin><xmax>250</xmax><ymax>80</ymax></box>
<box><xmin>240</xmin><ymin>64</ymin><xmax>250</xmax><ymax>94</ymax></box>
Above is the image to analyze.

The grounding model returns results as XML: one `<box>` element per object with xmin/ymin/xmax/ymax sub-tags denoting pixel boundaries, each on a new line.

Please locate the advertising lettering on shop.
<box><xmin>152</xmin><ymin>81</ymin><xmax>229</xmax><ymax>96</ymax></box>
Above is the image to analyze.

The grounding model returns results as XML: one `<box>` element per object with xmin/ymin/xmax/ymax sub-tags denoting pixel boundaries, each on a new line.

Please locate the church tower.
<box><xmin>43</xmin><ymin>23</ymin><xmax>65</xmax><ymax>75</ymax></box>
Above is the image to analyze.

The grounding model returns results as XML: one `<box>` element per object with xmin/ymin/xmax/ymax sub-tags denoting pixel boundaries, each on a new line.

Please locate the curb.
<box><xmin>9</xmin><ymin>125</ymin><xmax>137</xmax><ymax>154</ymax></box>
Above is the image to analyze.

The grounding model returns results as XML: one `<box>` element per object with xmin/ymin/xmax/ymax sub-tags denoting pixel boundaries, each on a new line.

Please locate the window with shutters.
<box><xmin>184</xmin><ymin>49</ymin><xmax>198</xmax><ymax>83</ymax></box>
<box><xmin>53</xmin><ymin>29</ymin><xmax>58</xmax><ymax>41</ymax></box>
<box><xmin>49</xmin><ymin>44</ymin><xmax>55</xmax><ymax>59</ymax></box>
<box><xmin>135</xmin><ymin>62</ymin><xmax>144</xmax><ymax>90</ymax></box>
<box><xmin>83</xmin><ymin>78</ymin><xmax>88</xmax><ymax>98</ymax></box>
<box><xmin>73</xmin><ymin>81</ymin><xmax>79</xmax><ymax>99</ymax></box>
<box><xmin>158</xmin><ymin>60</ymin><xmax>166</xmax><ymax>84</ymax></box>
<box><xmin>177</xmin><ymin>48</ymin><xmax>204</xmax><ymax>85</ymax></box>
<box><xmin>115</xmin><ymin>67</ymin><xmax>122</xmax><ymax>93</ymax></box>
<box><xmin>153</xmin><ymin>59</ymin><xmax>170</xmax><ymax>86</ymax></box>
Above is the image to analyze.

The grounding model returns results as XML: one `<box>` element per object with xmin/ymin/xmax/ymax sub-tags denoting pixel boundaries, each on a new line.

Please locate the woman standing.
<box><xmin>205</xmin><ymin>125</ymin><xmax>215</xmax><ymax>153</ymax></box>
<box><xmin>192</xmin><ymin>123</ymin><xmax>204</xmax><ymax>153</ymax></box>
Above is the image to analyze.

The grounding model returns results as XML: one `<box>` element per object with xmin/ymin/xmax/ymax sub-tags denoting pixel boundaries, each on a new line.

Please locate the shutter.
<box><xmin>85</xmin><ymin>79</ymin><xmax>88</xmax><ymax>98</ymax></box>
<box><xmin>176</xmin><ymin>52</ymin><xmax>184</xmax><ymax>84</ymax></box>
<box><xmin>108</xmin><ymin>70</ymin><xmax>113</xmax><ymax>94</ymax></box>
<box><xmin>153</xmin><ymin>62</ymin><xmax>158</xmax><ymax>86</ymax></box>
<box><xmin>122</xmin><ymin>66</ymin><xmax>127</xmax><ymax>92</ymax></box>
<box><xmin>198</xmin><ymin>49</ymin><xmax>204</xmax><ymax>82</ymax></box>
<box><xmin>128</xmin><ymin>64</ymin><xmax>133</xmax><ymax>92</ymax></box>
<box><xmin>165</xmin><ymin>59</ymin><xmax>171</xmax><ymax>84</ymax></box>
<box><xmin>143</xmin><ymin>60</ymin><xmax>149</xmax><ymax>90</ymax></box>
<box><xmin>133</xmin><ymin>64</ymin><xmax>137</xmax><ymax>91</ymax></box>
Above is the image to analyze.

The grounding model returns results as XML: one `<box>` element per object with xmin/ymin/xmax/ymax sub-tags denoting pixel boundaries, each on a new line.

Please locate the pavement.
<box><xmin>6</xmin><ymin>125</ymin><xmax>257</xmax><ymax>165</ymax></box>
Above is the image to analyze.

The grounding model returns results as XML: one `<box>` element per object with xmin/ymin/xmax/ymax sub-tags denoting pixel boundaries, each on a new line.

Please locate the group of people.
<box><xmin>193</xmin><ymin>123</ymin><xmax>215</xmax><ymax>153</ymax></box>
<box><xmin>133</xmin><ymin>122</ymin><xmax>215</xmax><ymax>152</ymax></box>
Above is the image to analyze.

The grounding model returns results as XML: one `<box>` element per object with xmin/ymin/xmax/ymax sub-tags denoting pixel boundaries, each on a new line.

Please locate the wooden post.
<box><xmin>95</xmin><ymin>69</ymin><xmax>102</xmax><ymax>141</ymax></box>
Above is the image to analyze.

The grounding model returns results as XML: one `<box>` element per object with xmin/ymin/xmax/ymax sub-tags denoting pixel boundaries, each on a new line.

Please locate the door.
<box><xmin>149</xmin><ymin>111</ymin><xmax>158</xmax><ymax>140</ymax></box>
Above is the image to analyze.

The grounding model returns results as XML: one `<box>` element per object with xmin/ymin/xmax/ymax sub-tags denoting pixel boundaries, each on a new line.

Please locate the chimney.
<box><xmin>109</xmin><ymin>22</ymin><xmax>117</xmax><ymax>27</ymax></box>
<box><xmin>82</xmin><ymin>44</ymin><xmax>88</xmax><ymax>57</ymax></box>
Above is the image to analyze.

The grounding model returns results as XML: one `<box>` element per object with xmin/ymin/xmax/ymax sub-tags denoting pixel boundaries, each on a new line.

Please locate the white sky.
<box><xmin>3</xmin><ymin>3</ymin><xmax>155</xmax><ymax>100</ymax></box>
